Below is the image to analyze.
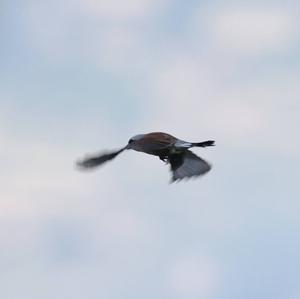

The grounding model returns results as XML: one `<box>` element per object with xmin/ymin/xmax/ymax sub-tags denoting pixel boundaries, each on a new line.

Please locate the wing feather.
<box><xmin>169</xmin><ymin>150</ymin><xmax>211</xmax><ymax>182</ymax></box>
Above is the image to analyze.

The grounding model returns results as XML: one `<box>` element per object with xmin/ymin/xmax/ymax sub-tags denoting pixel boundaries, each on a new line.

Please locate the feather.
<box><xmin>169</xmin><ymin>150</ymin><xmax>211</xmax><ymax>182</ymax></box>
<box><xmin>76</xmin><ymin>148</ymin><xmax>125</xmax><ymax>169</ymax></box>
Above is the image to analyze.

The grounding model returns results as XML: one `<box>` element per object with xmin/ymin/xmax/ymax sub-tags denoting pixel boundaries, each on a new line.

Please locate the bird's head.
<box><xmin>126</xmin><ymin>134</ymin><xmax>145</xmax><ymax>150</ymax></box>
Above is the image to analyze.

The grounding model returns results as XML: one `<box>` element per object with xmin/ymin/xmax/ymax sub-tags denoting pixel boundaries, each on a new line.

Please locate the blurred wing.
<box><xmin>169</xmin><ymin>150</ymin><xmax>211</xmax><ymax>182</ymax></box>
<box><xmin>76</xmin><ymin>148</ymin><xmax>124</xmax><ymax>169</ymax></box>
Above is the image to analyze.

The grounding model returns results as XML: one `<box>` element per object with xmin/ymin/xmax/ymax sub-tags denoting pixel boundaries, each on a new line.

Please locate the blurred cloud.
<box><xmin>22</xmin><ymin>0</ymin><xmax>75</xmax><ymax>58</ymax></box>
<box><xmin>168</xmin><ymin>255</ymin><xmax>220</xmax><ymax>298</ymax></box>
<box><xmin>90</xmin><ymin>26</ymin><xmax>148</xmax><ymax>72</ymax></box>
<box><xmin>81</xmin><ymin>0</ymin><xmax>168</xmax><ymax>21</ymax></box>
<box><xmin>198</xmin><ymin>7</ymin><xmax>299</xmax><ymax>55</ymax></box>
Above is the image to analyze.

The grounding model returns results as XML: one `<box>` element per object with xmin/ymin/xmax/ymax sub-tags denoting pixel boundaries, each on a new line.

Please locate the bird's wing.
<box><xmin>169</xmin><ymin>150</ymin><xmax>211</xmax><ymax>182</ymax></box>
<box><xmin>76</xmin><ymin>148</ymin><xmax>125</xmax><ymax>169</ymax></box>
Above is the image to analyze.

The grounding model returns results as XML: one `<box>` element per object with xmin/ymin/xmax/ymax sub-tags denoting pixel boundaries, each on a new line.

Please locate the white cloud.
<box><xmin>145</xmin><ymin>50</ymin><xmax>300</xmax><ymax>154</ymax></box>
<box><xmin>23</xmin><ymin>1</ymin><xmax>75</xmax><ymax>58</ymax></box>
<box><xmin>202</xmin><ymin>99</ymin><xmax>269</xmax><ymax>140</ymax></box>
<box><xmin>22</xmin><ymin>0</ymin><xmax>156</xmax><ymax>72</ymax></box>
<box><xmin>146</xmin><ymin>56</ymin><xmax>270</xmax><ymax>145</ymax></box>
<box><xmin>81</xmin><ymin>0</ymin><xmax>166</xmax><ymax>21</ymax></box>
<box><xmin>95</xmin><ymin>207</ymin><xmax>146</xmax><ymax>241</ymax></box>
<box><xmin>168</xmin><ymin>255</ymin><xmax>220</xmax><ymax>298</ymax></box>
<box><xmin>0</xmin><ymin>142</ymin><xmax>93</xmax><ymax>220</ymax></box>
<box><xmin>90</xmin><ymin>26</ymin><xmax>147</xmax><ymax>72</ymax></box>
<box><xmin>199</xmin><ymin>8</ymin><xmax>299</xmax><ymax>54</ymax></box>
<box><xmin>154</xmin><ymin>59</ymin><xmax>213</xmax><ymax>104</ymax></box>
<box><xmin>145</xmin><ymin>58</ymin><xmax>216</xmax><ymax>136</ymax></box>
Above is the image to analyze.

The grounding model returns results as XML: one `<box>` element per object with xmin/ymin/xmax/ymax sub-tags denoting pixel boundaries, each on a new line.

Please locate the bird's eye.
<box><xmin>128</xmin><ymin>139</ymin><xmax>134</xmax><ymax>144</ymax></box>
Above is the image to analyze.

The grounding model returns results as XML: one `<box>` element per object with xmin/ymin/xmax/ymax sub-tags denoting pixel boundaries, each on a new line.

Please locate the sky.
<box><xmin>1</xmin><ymin>0</ymin><xmax>300</xmax><ymax>298</ymax></box>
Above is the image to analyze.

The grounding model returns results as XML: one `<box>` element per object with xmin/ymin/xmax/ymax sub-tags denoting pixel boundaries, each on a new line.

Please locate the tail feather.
<box><xmin>192</xmin><ymin>140</ymin><xmax>215</xmax><ymax>147</ymax></box>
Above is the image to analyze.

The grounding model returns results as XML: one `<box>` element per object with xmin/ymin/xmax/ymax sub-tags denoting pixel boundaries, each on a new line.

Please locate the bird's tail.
<box><xmin>192</xmin><ymin>140</ymin><xmax>215</xmax><ymax>147</ymax></box>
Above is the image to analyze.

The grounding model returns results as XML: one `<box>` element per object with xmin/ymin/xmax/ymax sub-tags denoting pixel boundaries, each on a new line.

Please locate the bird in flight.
<box><xmin>77</xmin><ymin>132</ymin><xmax>215</xmax><ymax>182</ymax></box>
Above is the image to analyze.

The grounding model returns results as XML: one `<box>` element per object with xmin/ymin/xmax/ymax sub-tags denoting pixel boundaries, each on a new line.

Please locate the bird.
<box><xmin>76</xmin><ymin>132</ymin><xmax>215</xmax><ymax>182</ymax></box>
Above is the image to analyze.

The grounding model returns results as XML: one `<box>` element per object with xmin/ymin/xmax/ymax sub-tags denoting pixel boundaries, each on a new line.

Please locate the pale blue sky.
<box><xmin>1</xmin><ymin>1</ymin><xmax>300</xmax><ymax>299</ymax></box>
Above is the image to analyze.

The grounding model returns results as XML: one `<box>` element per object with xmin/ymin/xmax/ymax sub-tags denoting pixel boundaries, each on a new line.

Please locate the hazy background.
<box><xmin>1</xmin><ymin>0</ymin><xmax>300</xmax><ymax>298</ymax></box>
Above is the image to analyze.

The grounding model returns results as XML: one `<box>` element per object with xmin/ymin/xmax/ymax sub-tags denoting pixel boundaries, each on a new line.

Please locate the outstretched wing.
<box><xmin>76</xmin><ymin>148</ymin><xmax>125</xmax><ymax>169</ymax></box>
<box><xmin>169</xmin><ymin>150</ymin><xmax>211</xmax><ymax>182</ymax></box>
